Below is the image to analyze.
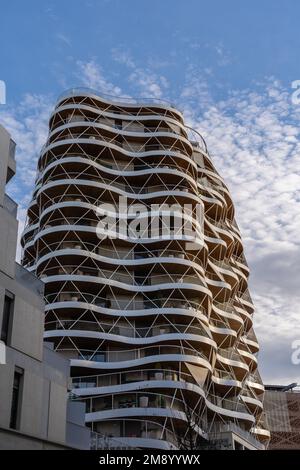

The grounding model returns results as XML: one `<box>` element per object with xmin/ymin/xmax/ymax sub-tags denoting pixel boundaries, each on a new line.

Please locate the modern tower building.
<box><xmin>21</xmin><ymin>89</ymin><xmax>269</xmax><ymax>450</ymax></box>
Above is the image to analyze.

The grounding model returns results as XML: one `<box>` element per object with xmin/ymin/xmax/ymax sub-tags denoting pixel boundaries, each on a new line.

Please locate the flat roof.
<box><xmin>264</xmin><ymin>383</ymin><xmax>298</xmax><ymax>392</ymax></box>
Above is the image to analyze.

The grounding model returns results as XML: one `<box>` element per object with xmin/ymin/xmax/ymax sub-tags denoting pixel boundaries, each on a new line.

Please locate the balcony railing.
<box><xmin>56</xmin><ymin>344</ymin><xmax>208</xmax><ymax>363</ymax></box>
<box><xmin>44</xmin><ymin>291</ymin><xmax>204</xmax><ymax>312</ymax></box>
<box><xmin>38</xmin><ymin>154</ymin><xmax>196</xmax><ymax>180</ymax></box>
<box><xmin>231</xmin><ymin>253</ymin><xmax>249</xmax><ymax>269</ymax></box>
<box><xmin>90</xmin><ymin>418</ymin><xmax>178</xmax><ymax>449</ymax></box>
<box><xmin>36</xmin><ymin>240</ymin><xmax>203</xmax><ymax>264</ymax></box>
<box><xmin>40</xmin><ymin>176</ymin><xmax>194</xmax><ymax>196</ymax></box>
<box><xmin>51</xmin><ymin>119</ymin><xmax>184</xmax><ymax>137</ymax></box>
<box><xmin>45</xmin><ymin>319</ymin><xmax>208</xmax><ymax>339</ymax></box>
<box><xmin>212</xmin><ymin>369</ymin><xmax>237</xmax><ymax>381</ymax></box>
<box><xmin>217</xmin><ymin>348</ymin><xmax>247</xmax><ymax>364</ymax></box>
<box><xmin>40</xmin><ymin>265</ymin><xmax>205</xmax><ymax>287</ymax></box>
<box><xmin>208</xmin><ymin>394</ymin><xmax>248</xmax><ymax>414</ymax></box>
<box><xmin>72</xmin><ymin>368</ymin><xmax>195</xmax><ymax>390</ymax></box>
<box><xmin>36</xmin><ymin>219</ymin><xmax>199</xmax><ymax>241</ymax></box>
<box><xmin>90</xmin><ymin>429</ymin><xmax>140</xmax><ymax>450</ymax></box>
<box><xmin>80</xmin><ymin>390</ymin><xmax>188</xmax><ymax>416</ymax></box>
<box><xmin>41</xmin><ymin>133</ymin><xmax>192</xmax><ymax>159</ymax></box>
<box><xmin>209</xmin><ymin>422</ymin><xmax>265</xmax><ymax>450</ymax></box>
<box><xmin>56</xmin><ymin>87</ymin><xmax>178</xmax><ymax>110</ymax></box>
<box><xmin>72</xmin><ymin>370</ymin><xmax>251</xmax><ymax>422</ymax></box>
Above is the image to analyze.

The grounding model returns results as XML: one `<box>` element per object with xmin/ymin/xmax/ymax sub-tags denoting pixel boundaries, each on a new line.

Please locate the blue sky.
<box><xmin>2</xmin><ymin>0</ymin><xmax>300</xmax><ymax>100</ymax></box>
<box><xmin>1</xmin><ymin>0</ymin><xmax>300</xmax><ymax>384</ymax></box>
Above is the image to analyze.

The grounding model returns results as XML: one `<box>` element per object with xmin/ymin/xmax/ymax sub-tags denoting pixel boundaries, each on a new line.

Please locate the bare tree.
<box><xmin>175</xmin><ymin>404</ymin><xmax>207</xmax><ymax>450</ymax></box>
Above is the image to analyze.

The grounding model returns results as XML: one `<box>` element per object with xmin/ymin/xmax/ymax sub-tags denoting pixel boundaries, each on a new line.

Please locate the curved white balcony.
<box><xmin>44</xmin><ymin>326</ymin><xmax>216</xmax><ymax>350</ymax></box>
<box><xmin>90</xmin><ymin>418</ymin><xmax>180</xmax><ymax>450</ymax></box>
<box><xmin>69</xmin><ymin>348</ymin><xmax>213</xmax><ymax>372</ymax></box>
<box><xmin>48</xmin><ymin>120</ymin><xmax>192</xmax><ymax>154</ymax></box>
<box><xmin>216</xmin><ymin>349</ymin><xmax>249</xmax><ymax>377</ymax></box>
<box><xmin>50</xmin><ymin>102</ymin><xmax>187</xmax><ymax>135</ymax></box>
<box><xmin>241</xmin><ymin>394</ymin><xmax>264</xmax><ymax>410</ymax></box>
<box><xmin>211</xmin><ymin>368</ymin><xmax>243</xmax><ymax>389</ymax></box>
<box><xmin>72</xmin><ymin>374</ymin><xmax>253</xmax><ymax>423</ymax></box>
<box><xmin>44</xmin><ymin>295</ymin><xmax>208</xmax><ymax>323</ymax></box>
<box><xmin>37</xmin><ymin>156</ymin><xmax>198</xmax><ymax>193</ymax></box>
<box><xmin>39</xmin><ymin>138</ymin><xmax>197</xmax><ymax>174</ymax></box>
<box><xmin>23</xmin><ymin>229</ymin><xmax>205</xmax><ymax>264</ymax></box>
<box><xmin>46</xmin><ymin>320</ymin><xmax>210</xmax><ymax>338</ymax></box>
<box><xmin>41</xmin><ymin>271</ymin><xmax>211</xmax><ymax>299</ymax></box>
<box><xmin>36</xmin><ymin>248</ymin><xmax>205</xmax><ymax>278</ymax></box>
<box><xmin>72</xmin><ymin>368</ymin><xmax>199</xmax><ymax>394</ymax></box>
<box><xmin>240</xmin><ymin>334</ymin><xmax>259</xmax><ymax>353</ymax></box>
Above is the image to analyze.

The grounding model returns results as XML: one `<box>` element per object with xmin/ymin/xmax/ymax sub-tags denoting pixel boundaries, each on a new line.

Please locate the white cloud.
<box><xmin>112</xmin><ymin>48</ymin><xmax>169</xmax><ymax>99</ymax></box>
<box><xmin>76</xmin><ymin>60</ymin><xmax>123</xmax><ymax>96</ymax></box>
<box><xmin>0</xmin><ymin>93</ymin><xmax>53</xmax><ymax>260</ymax></box>
<box><xmin>56</xmin><ymin>32</ymin><xmax>72</xmax><ymax>47</ymax></box>
<box><xmin>179</xmin><ymin>76</ymin><xmax>300</xmax><ymax>384</ymax></box>
<box><xmin>111</xmin><ymin>48</ymin><xmax>135</xmax><ymax>68</ymax></box>
<box><xmin>214</xmin><ymin>42</ymin><xmax>232</xmax><ymax>66</ymax></box>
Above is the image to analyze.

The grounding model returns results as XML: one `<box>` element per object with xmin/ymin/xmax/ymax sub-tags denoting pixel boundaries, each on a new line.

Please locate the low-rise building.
<box><xmin>0</xmin><ymin>123</ymin><xmax>90</xmax><ymax>449</ymax></box>
<box><xmin>264</xmin><ymin>383</ymin><xmax>300</xmax><ymax>449</ymax></box>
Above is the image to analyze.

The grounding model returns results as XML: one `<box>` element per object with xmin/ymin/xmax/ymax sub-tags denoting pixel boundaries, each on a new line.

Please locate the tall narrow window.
<box><xmin>1</xmin><ymin>291</ymin><xmax>14</xmax><ymax>345</ymax></box>
<box><xmin>10</xmin><ymin>367</ymin><xmax>24</xmax><ymax>430</ymax></box>
<box><xmin>115</xmin><ymin>118</ymin><xmax>122</xmax><ymax>130</ymax></box>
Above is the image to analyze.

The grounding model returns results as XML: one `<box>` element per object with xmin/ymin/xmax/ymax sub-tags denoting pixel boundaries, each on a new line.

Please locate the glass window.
<box><xmin>1</xmin><ymin>291</ymin><xmax>14</xmax><ymax>345</ymax></box>
<box><xmin>10</xmin><ymin>367</ymin><xmax>24</xmax><ymax>430</ymax></box>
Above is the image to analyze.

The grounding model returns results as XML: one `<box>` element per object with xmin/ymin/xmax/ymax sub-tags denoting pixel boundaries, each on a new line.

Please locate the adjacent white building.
<box><xmin>0</xmin><ymin>123</ymin><xmax>90</xmax><ymax>449</ymax></box>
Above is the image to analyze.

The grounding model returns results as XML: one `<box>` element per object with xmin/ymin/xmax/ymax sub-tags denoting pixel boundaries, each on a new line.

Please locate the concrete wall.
<box><xmin>0</xmin><ymin>125</ymin><xmax>10</xmax><ymax>204</ymax></box>
<box><xmin>66</xmin><ymin>401</ymin><xmax>90</xmax><ymax>450</ymax></box>
<box><xmin>0</xmin><ymin>125</ymin><xmax>18</xmax><ymax>279</ymax></box>
<box><xmin>0</xmin><ymin>429</ymin><xmax>68</xmax><ymax>450</ymax></box>
<box><xmin>0</xmin><ymin>342</ymin><xmax>71</xmax><ymax>447</ymax></box>
<box><xmin>0</xmin><ymin>123</ymin><xmax>90</xmax><ymax>450</ymax></box>
<box><xmin>0</xmin><ymin>342</ymin><xmax>90</xmax><ymax>449</ymax></box>
<box><xmin>0</xmin><ymin>207</ymin><xmax>18</xmax><ymax>279</ymax></box>
<box><xmin>0</xmin><ymin>125</ymin><xmax>15</xmax><ymax>204</ymax></box>
<box><xmin>0</xmin><ymin>264</ymin><xmax>44</xmax><ymax>361</ymax></box>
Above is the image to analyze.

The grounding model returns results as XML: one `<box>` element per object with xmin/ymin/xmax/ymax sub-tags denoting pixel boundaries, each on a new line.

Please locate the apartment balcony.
<box><xmin>90</xmin><ymin>419</ymin><xmax>178</xmax><ymax>450</ymax></box>
<box><xmin>72</xmin><ymin>368</ymin><xmax>197</xmax><ymax>391</ymax></box>
<box><xmin>59</xmin><ymin>345</ymin><xmax>213</xmax><ymax>373</ymax></box>
<box><xmin>209</xmin><ymin>422</ymin><xmax>266</xmax><ymax>450</ymax></box>
<box><xmin>45</xmin><ymin>319</ymin><xmax>209</xmax><ymax>339</ymax></box>
<box><xmin>54</xmin><ymin>88</ymin><xmax>183</xmax><ymax>119</ymax></box>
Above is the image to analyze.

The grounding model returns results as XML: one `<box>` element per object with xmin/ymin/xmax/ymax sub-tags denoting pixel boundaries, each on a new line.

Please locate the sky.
<box><xmin>0</xmin><ymin>0</ymin><xmax>300</xmax><ymax>385</ymax></box>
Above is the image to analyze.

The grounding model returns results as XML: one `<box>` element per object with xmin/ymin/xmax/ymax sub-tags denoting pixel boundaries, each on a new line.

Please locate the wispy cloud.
<box><xmin>112</xmin><ymin>48</ymin><xmax>169</xmax><ymax>99</ymax></box>
<box><xmin>179</xmin><ymin>75</ymin><xmax>300</xmax><ymax>383</ymax></box>
<box><xmin>0</xmin><ymin>93</ymin><xmax>54</xmax><ymax>259</ymax></box>
<box><xmin>56</xmin><ymin>32</ymin><xmax>72</xmax><ymax>47</ymax></box>
<box><xmin>214</xmin><ymin>42</ymin><xmax>232</xmax><ymax>66</ymax></box>
<box><xmin>76</xmin><ymin>59</ymin><xmax>123</xmax><ymax>96</ymax></box>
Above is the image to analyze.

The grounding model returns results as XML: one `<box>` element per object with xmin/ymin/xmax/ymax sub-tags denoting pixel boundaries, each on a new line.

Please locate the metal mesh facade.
<box><xmin>265</xmin><ymin>389</ymin><xmax>300</xmax><ymax>449</ymax></box>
